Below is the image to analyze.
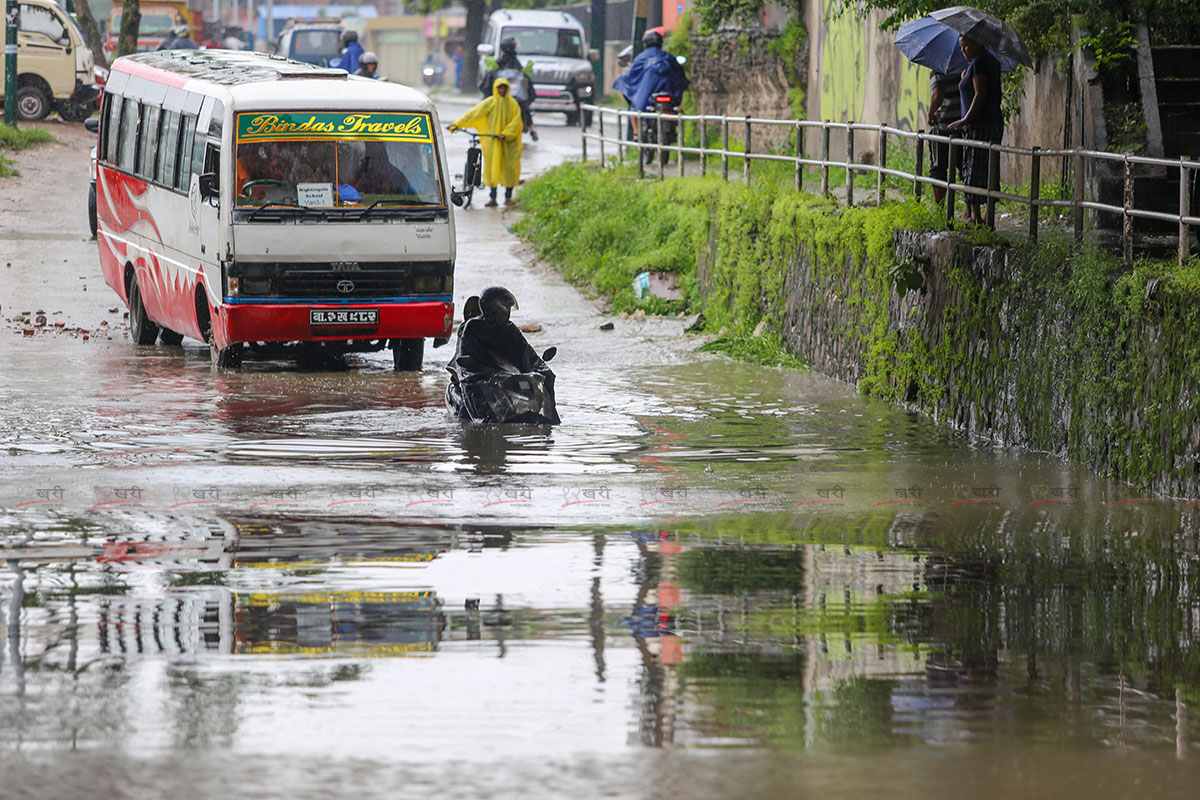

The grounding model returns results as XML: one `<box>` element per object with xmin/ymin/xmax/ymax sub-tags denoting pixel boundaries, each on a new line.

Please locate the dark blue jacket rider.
<box><xmin>613</xmin><ymin>32</ymin><xmax>689</xmax><ymax>112</ymax></box>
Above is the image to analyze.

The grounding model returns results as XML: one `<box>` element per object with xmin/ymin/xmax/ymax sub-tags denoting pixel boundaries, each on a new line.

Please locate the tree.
<box><xmin>72</xmin><ymin>0</ymin><xmax>110</xmax><ymax>70</ymax></box>
<box><xmin>117</xmin><ymin>0</ymin><xmax>141</xmax><ymax>58</ymax></box>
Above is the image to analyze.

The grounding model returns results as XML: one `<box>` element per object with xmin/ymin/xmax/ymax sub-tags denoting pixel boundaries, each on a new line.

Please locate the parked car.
<box><xmin>477</xmin><ymin>9</ymin><xmax>598</xmax><ymax>126</ymax></box>
<box><xmin>0</xmin><ymin>0</ymin><xmax>99</xmax><ymax>121</ymax></box>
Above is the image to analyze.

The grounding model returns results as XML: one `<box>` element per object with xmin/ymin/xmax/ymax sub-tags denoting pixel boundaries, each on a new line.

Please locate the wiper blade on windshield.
<box><xmin>245</xmin><ymin>201</ymin><xmax>306</xmax><ymax>221</ymax></box>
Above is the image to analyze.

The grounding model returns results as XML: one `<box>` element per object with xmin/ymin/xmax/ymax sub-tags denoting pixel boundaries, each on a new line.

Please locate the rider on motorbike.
<box><xmin>613</xmin><ymin>30</ymin><xmax>689</xmax><ymax>123</ymax></box>
<box><xmin>451</xmin><ymin>287</ymin><xmax>552</xmax><ymax>377</ymax></box>
<box><xmin>480</xmin><ymin>37</ymin><xmax>538</xmax><ymax>142</ymax></box>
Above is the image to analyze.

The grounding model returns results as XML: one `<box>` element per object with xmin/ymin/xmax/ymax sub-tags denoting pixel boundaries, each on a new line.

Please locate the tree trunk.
<box><xmin>118</xmin><ymin>0</ymin><xmax>141</xmax><ymax>57</ymax></box>
<box><xmin>73</xmin><ymin>0</ymin><xmax>110</xmax><ymax>70</ymax></box>
<box><xmin>461</xmin><ymin>0</ymin><xmax>486</xmax><ymax>95</ymax></box>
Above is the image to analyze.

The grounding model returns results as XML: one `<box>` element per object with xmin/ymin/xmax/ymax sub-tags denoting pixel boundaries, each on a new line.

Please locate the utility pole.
<box><xmin>631</xmin><ymin>0</ymin><xmax>647</xmax><ymax>58</ymax></box>
<box><xmin>590</xmin><ymin>0</ymin><xmax>605</xmax><ymax>95</ymax></box>
<box><xmin>4</xmin><ymin>0</ymin><xmax>17</xmax><ymax>126</ymax></box>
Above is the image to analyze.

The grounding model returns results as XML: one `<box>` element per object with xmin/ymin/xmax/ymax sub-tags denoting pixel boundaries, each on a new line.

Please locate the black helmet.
<box><xmin>642</xmin><ymin>29</ymin><xmax>663</xmax><ymax>49</ymax></box>
<box><xmin>341</xmin><ymin>29</ymin><xmax>358</xmax><ymax>44</ymax></box>
<box><xmin>480</xmin><ymin>286</ymin><xmax>518</xmax><ymax>320</ymax></box>
<box><xmin>499</xmin><ymin>36</ymin><xmax>517</xmax><ymax>55</ymax></box>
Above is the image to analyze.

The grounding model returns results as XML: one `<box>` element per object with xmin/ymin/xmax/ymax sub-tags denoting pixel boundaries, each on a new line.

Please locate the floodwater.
<box><xmin>3</xmin><ymin>111</ymin><xmax>1200</xmax><ymax>798</ymax></box>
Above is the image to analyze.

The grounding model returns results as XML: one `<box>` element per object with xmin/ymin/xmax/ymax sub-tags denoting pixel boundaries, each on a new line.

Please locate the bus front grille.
<box><xmin>276</xmin><ymin>270</ymin><xmax>411</xmax><ymax>298</ymax></box>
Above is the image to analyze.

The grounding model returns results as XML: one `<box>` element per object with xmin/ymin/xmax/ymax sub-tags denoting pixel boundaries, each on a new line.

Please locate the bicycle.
<box><xmin>448</xmin><ymin>128</ymin><xmax>501</xmax><ymax>208</ymax></box>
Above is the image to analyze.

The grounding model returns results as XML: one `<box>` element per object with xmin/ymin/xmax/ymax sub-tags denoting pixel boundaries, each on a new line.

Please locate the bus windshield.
<box><xmin>234</xmin><ymin>111</ymin><xmax>444</xmax><ymax>211</ymax></box>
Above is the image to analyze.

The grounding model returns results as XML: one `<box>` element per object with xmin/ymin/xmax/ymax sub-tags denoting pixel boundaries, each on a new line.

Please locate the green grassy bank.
<box><xmin>514</xmin><ymin>163</ymin><xmax>1200</xmax><ymax>495</ymax></box>
<box><xmin>0</xmin><ymin>125</ymin><xmax>55</xmax><ymax>178</ymax></box>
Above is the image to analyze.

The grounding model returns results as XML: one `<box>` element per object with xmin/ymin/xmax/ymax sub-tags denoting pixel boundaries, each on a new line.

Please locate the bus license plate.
<box><xmin>310</xmin><ymin>309</ymin><xmax>378</xmax><ymax>326</ymax></box>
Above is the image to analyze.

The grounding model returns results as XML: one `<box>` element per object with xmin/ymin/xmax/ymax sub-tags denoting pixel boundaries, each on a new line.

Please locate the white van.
<box><xmin>477</xmin><ymin>9</ymin><xmax>598</xmax><ymax>126</ymax></box>
<box><xmin>94</xmin><ymin>50</ymin><xmax>455</xmax><ymax>369</ymax></box>
<box><xmin>0</xmin><ymin>0</ymin><xmax>98</xmax><ymax>121</ymax></box>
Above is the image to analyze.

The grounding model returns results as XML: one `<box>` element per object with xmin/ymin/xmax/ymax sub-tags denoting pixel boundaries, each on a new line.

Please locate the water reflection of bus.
<box><xmin>235</xmin><ymin>590</ymin><xmax>445</xmax><ymax>656</ymax></box>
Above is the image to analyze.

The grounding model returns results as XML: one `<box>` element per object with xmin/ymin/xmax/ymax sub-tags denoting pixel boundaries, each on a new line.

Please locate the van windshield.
<box><xmin>289</xmin><ymin>29</ymin><xmax>342</xmax><ymax>64</ymax></box>
<box><xmin>501</xmin><ymin>26</ymin><xmax>583</xmax><ymax>59</ymax></box>
<box><xmin>111</xmin><ymin>11</ymin><xmax>178</xmax><ymax>38</ymax></box>
<box><xmin>234</xmin><ymin>111</ymin><xmax>444</xmax><ymax>212</ymax></box>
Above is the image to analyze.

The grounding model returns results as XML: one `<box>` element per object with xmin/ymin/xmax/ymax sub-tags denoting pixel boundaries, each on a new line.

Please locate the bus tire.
<box><xmin>392</xmin><ymin>338</ymin><xmax>424</xmax><ymax>371</ymax></box>
<box><xmin>212</xmin><ymin>342</ymin><xmax>243</xmax><ymax>368</ymax></box>
<box><xmin>159</xmin><ymin>327</ymin><xmax>184</xmax><ymax>346</ymax></box>
<box><xmin>88</xmin><ymin>182</ymin><xmax>97</xmax><ymax>239</ymax></box>
<box><xmin>128</xmin><ymin>276</ymin><xmax>160</xmax><ymax>345</ymax></box>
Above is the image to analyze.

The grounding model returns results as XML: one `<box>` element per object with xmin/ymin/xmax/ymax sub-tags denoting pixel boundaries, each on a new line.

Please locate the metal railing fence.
<box><xmin>578</xmin><ymin>103</ymin><xmax>1200</xmax><ymax>266</ymax></box>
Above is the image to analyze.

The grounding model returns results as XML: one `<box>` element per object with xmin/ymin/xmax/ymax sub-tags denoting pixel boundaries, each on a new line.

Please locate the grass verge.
<box><xmin>0</xmin><ymin>125</ymin><xmax>56</xmax><ymax>178</ymax></box>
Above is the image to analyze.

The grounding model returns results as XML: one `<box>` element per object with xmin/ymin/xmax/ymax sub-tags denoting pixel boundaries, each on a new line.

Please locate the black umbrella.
<box><xmin>929</xmin><ymin>5</ymin><xmax>1033</xmax><ymax>68</ymax></box>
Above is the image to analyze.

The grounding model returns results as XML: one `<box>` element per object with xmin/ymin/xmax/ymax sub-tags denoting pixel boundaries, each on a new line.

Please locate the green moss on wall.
<box><xmin>514</xmin><ymin>163</ymin><xmax>1200</xmax><ymax>495</ymax></box>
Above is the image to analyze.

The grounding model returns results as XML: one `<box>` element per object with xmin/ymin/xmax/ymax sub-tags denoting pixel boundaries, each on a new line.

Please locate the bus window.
<box><xmin>141</xmin><ymin>106</ymin><xmax>161</xmax><ymax>180</ymax></box>
<box><xmin>118</xmin><ymin>99</ymin><xmax>140</xmax><ymax>173</ymax></box>
<box><xmin>209</xmin><ymin>100</ymin><xmax>224</xmax><ymax>141</ymax></box>
<box><xmin>157</xmin><ymin>110</ymin><xmax>181</xmax><ymax>187</ymax></box>
<box><xmin>176</xmin><ymin>115</ymin><xmax>197</xmax><ymax>191</ymax></box>
<box><xmin>103</xmin><ymin>94</ymin><xmax>121</xmax><ymax>163</ymax></box>
<box><xmin>230</xmin><ymin>115</ymin><xmax>446</xmax><ymax>209</ymax></box>
<box><xmin>191</xmin><ymin>130</ymin><xmax>207</xmax><ymax>181</ymax></box>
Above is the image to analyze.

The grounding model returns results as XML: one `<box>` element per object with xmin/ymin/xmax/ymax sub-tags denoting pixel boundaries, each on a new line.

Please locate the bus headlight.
<box><xmin>241</xmin><ymin>277</ymin><xmax>272</xmax><ymax>295</ymax></box>
<box><xmin>412</xmin><ymin>274</ymin><xmax>444</xmax><ymax>294</ymax></box>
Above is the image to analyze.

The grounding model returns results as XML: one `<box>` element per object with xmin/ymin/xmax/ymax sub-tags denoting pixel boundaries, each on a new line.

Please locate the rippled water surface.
<box><xmin>4</xmin><ymin>119</ymin><xmax>1200</xmax><ymax>798</ymax></box>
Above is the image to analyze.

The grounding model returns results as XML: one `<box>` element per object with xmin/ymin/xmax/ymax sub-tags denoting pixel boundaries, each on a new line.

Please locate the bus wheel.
<box><xmin>128</xmin><ymin>277</ymin><xmax>160</xmax><ymax>345</ymax></box>
<box><xmin>159</xmin><ymin>327</ymin><xmax>184</xmax><ymax>346</ymax></box>
<box><xmin>88</xmin><ymin>182</ymin><xmax>97</xmax><ymax>239</ymax></box>
<box><xmin>211</xmin><ymin>342</ymin><xmax>243</xmax><ymax>369</ymax></box>
<box><xmin>392</xmin><ymin>338</ymin><xmax>424</xmax><ymax>371</ymax></box>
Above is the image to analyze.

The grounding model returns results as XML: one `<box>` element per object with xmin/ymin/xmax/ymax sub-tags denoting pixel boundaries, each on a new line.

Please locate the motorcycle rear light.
<box><xmin>654</xmin><ymin>95</ymin><xmax>673</xmax><ymax>103</ymax></box>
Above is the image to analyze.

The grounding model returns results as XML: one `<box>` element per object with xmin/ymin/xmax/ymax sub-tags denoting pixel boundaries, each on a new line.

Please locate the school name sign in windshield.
<box><xmin>237</xmin><ymin>112</ymin><xmax>434</xmax><ymax>143</ymax></box>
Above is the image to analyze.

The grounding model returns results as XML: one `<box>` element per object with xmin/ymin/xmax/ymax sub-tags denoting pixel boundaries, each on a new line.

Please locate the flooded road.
<box><xmin>3</xmin><ymin>108</ymin><xmax>1200</xmax><ymax>798</ymax></box>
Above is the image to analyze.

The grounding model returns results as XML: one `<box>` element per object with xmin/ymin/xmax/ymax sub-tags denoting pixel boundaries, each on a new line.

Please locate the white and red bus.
<box><xmin>95</xmin><ymin>50</ymin><xmax>455</xmax><ymax>369</ymax></box>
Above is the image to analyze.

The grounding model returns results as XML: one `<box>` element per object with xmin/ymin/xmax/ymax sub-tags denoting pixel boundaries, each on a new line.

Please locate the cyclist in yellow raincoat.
<box><xmin>449</xmin><ymin>77</ymin><xmax>524</xmax><ymax>206</ymax></box>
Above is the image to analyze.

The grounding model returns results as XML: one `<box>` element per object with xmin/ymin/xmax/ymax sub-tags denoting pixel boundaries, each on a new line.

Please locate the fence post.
<box><xmin>598</xmin><ymin>108</ymin><xmax>605</xmax><ymax>167</ymax></box>
<box><xmin>1073</xmin><ymin>150</ymin><xmax>1085</xmax><ymax>241</ymax></box>
<box><xmin>677</xmin><ymin>115</ymin><xmax>685</xmax><ymax>178</ymax></box>
<box><xmin>877</xmin><ymin>127</ymin><xmax>887</xmax><ymax>206</ymax></box>
<box><xmin>581</xmin><ymin>108</ymin><xmax>588</xmax><ymax>163</ymax></box>
<box><xmin>721</xmin><ymin>115</ymin><xmax>729</xmax><ymax>182</ymax></box>
<box><xmin>699</xmin><ymin>117</ymin><xmax>708</xmax><ymax>177</ymax></box>
<box><xmin>795</xmin><ymin>120</ymin><xmax>803</xmax><ymax>192</ymax></box>
<box><xmin>617</xmin><ymin>111</ymin><xmax>625</xmax><ymax>166</ymax></box>
<box><xmin>914</xmin><ymin>131</ymin><xmax>925</xmax><ymax>199</ymax></box>
<box><xmin>985</xmin><ymin>143</ymin><xmax>999</xmax><ymax>229</ymax></box>
<box><xmin>846</xmin><ymin>125</ymin><xmax>855</xmax><ymax>207</ymax></box>
<box><xmin>657</xmin><ymin>111</ymin><xmax>665</xmax><ymax>180</ymax></box>
<box><xmin>1123</xmin><ymin>155</ymin><xmax>1134</xmax><ymax>266</ymax></box>
<box><xmin>637</xmin><ymin>111</ymin><xmax>645</xmax><ymax>180</ymax></box>
<box><xmin>820</xmin><ymin>124</ymin><xmax>830</xmax><ymax>197</ymax></box>
<box><xmin>744</xmin><ymin>117</ymin><xmax>752</xmax><ymax>185</ymax></box>
<box><xmin>1180</xmin><ymin>157</ymin><xmax>1191</xmax><ymax>267</ymax></box>
<box><xmin>1029</xmin><ymin>146</ymin><xmax>1041</xmax><ymax>243</ymax></box>
<box><xmin>946</xmin><ymin>139</ymin><xmax>958</xmax><ymax>225</ymax></box>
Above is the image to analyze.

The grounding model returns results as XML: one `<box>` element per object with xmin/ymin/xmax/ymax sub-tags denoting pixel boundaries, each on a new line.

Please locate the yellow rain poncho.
<box><xmin>453</xmin><ymin>77</ymin><xmax>524</xmax><ymax>189</ymax></box>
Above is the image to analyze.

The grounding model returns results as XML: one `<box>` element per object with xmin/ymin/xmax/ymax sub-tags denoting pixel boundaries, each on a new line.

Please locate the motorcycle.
<box><xmin>422</xmin><ymin>59</ymin><xmax>447</xmax><ymax>87</ymax></box>
<box><xmin>446</xmin><ymin>346</ymin><xmax>560</xmax><ymax>425</ymax></box>
<box><xmin>636</xmin><ymin>93</ymin><xmax>680</xmax><ymax>167</ymax></box>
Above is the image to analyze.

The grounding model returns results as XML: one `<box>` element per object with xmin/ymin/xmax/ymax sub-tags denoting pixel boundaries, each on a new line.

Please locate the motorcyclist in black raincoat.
<box><xmin>447</xmin><ymin>287</ymin><xmax>558</xmax><ymax>423</ymax></box>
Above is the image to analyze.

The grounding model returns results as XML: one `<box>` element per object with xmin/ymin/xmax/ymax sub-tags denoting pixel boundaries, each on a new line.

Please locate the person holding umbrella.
<box><xmin>947</xmin><ymin>35</ymin><xmax>1004</xmax><ymax>224</ymax></box>
<box><xmin>893</xmin><ymin>6</ymin><xmax>1032</xmax><ymax>223</ymax></box>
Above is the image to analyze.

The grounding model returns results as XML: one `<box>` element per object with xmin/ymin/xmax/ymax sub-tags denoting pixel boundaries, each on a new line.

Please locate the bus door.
<box><xmin>187</xmin><ymin>98</ymin><xmax>224</xmax><ymax>336</ymax></box>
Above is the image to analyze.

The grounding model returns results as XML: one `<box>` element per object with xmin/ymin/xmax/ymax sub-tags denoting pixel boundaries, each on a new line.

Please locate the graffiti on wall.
<box><xmin>818</xmin><ymin>0</ymin><xmax>866</xmax><ymax>123</ymax></box>
<box><xmin>816</xmin><ymin>0</ymin><xmax>929</xmax><ymax>130</ymax></box>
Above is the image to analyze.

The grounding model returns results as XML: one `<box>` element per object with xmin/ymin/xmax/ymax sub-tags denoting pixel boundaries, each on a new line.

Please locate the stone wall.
<box><xmin>775</xmin><ymin>229</ymin><xmax>1200</xmax><ymax>497</ymax></box>
<box><xmin>688</xmin><ymin>27</ymin><xmax>806</xmax><ymax>151</ymax></box>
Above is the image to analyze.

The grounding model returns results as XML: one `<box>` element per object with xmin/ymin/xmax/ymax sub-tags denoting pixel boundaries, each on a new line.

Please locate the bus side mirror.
<box><xmin>476</xmin><ymin>43</ymin><xmax>494</xmax><ymax>56</ymax></box>
<box><xmin>84</xmin><ymin>117</ymin><xmax>100</xmax><ymax>134</ymax></box>
<box><xmin>199</xmin><ymin>172</ymin><xmax>219</xmax><ymax>201</ymax></box>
